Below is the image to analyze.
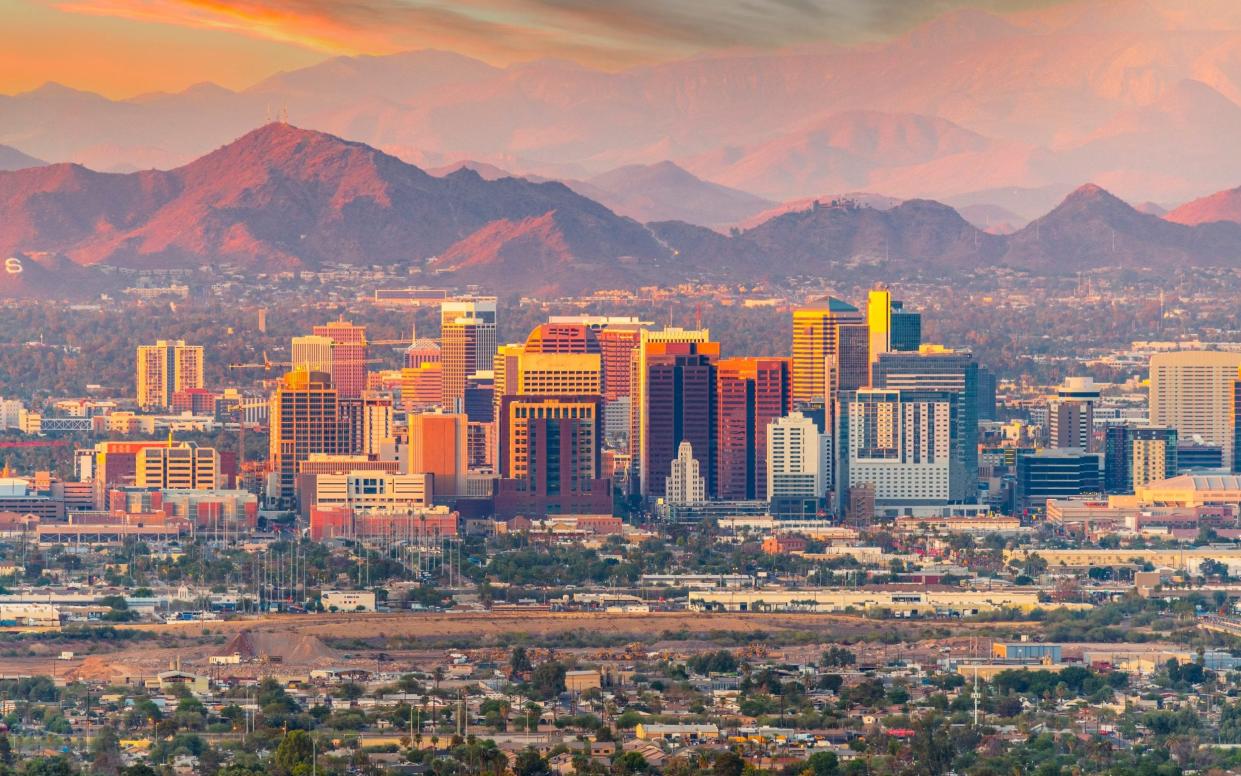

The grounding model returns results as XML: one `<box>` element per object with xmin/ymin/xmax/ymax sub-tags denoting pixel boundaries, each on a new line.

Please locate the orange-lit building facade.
<box><xmin>496</xmin><ymin>394</ymin><xmax>611</xmax><ymax>517</ymax></box>
<box><xmin>410</xmin><ymin>412</ymin><xmax>469</xmax><ymax>498</ymax></box>
<box><xmin>313</xmin><ymin>320</ymin><xmax>367</xmax><ymax>399</ymax></box>
<box><xmin>269</xmin><ymin>368</ymin><xmax>341</xmax><ymax>505</ymax></box>
<box><xmin>716</xmin><ymin>357</ymin><xmax>791</xmax><ymax>501</ymax></box>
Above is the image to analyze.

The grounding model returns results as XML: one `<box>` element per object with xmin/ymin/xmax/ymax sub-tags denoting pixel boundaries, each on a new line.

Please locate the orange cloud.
<box><xmin>49</xmin><ymin>0</ymin><xmax>679</xmax><ymax>67</ymax></box>
<box><xmin>47</xmin><ymin>0</ymin><xmax>1078</xmax><ymax>72</ymax></box>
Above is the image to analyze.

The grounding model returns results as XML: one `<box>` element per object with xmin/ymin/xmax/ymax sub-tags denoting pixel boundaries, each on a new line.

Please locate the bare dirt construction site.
<box><xmin>0</xmin><ymin>611</ymin><xmax>1039</xmax><ymax>683</ymax></box>
<box><xmin>133</xmin><ymin>609</ymin><xmax>1021</xmax><ymax>646</ymax></box>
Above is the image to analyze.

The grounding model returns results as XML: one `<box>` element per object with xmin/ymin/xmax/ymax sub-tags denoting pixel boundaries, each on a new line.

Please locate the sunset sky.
<box><xmin>2</xmin><ymin>0</ymin><xmax>1072</xmax><ymax>98</ymax></box>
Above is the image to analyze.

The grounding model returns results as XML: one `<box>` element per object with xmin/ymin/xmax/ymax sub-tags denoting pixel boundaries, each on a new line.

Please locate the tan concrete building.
<box><xmin>1149</xmin><ymin>351</ymin><xmax>1241</xmax><ymax>469</ymax></box>
<box><xmin>136</xmin><ymin>442</ymin><xmax>219</xmax><ymax>490</ymax></box>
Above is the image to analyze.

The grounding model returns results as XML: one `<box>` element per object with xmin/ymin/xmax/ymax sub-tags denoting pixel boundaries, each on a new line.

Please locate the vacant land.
<box><xmin>0</xmin><ymin>610</ymin><xmax>1041</xmax><ymax>683</ymax></box>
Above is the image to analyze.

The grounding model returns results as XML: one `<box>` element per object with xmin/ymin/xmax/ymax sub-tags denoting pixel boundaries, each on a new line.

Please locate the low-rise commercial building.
<box><xmin>321</xmin><ymin>590</ymin><xmax>377</xmax><ymax>612</ymax></box>
<box><xmin>689</xmin><ymin>586</ymin><xmax>1075</xmax><ymax>616</ymax></box>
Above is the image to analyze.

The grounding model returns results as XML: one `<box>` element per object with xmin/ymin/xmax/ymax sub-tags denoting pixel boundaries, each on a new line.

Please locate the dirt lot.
<box><xmin>124</xmin><ymin>609</ymin><xmax>1018</xmax><ymax>643</ymax></box>
<box><xmin>131</xmin><ymin>610</ymin><xmax>1023</xmax><ymax>639</ymax></box>
<box><xmin>0</xmin><ymin>611</ymin><xmax>1030</xmax><ymax>683</ymax></box>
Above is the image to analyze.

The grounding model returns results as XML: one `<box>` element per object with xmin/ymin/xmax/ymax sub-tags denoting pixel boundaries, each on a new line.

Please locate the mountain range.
<box><xmin>0</xmin><ymin>144</ymin><xmax>44</xmax><ymax>171</ymax></box>
<box><xmin>6</xmin><ymin>124</ymin><xmax>1241</xmax><ymax>299</ymax></box>
<box><xmin>9</xmin><ymin>0</ymin><xmax>1241</xmax><ymax>209</ymax></box>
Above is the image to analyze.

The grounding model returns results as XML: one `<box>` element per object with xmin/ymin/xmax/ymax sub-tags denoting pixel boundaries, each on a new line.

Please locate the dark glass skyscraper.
<box><xmin>644</xmin><ymin>350</ymin><xmax>718</xmax><ymax>499</ymax></box>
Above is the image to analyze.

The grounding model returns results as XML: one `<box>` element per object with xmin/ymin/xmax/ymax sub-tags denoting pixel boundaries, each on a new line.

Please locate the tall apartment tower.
<box><xmin>715</xmin><ymin>357</ymin><xmax>791</xmax><ymax>501</ymax></box>
<box><xmin>630</xmin><ymin>328</ymin><xmax>716</xmax><ymax>496</ymax></box>
<box><xmin>872</xmin><ymin>346</ymin><xmax>980</xmax><ymax>500</ymax></box>
<box><xmin>268</xmin><ymin>368</ymin><xmax>340</xmax><ymax>506</ymax></box>
<box><xmin>440</xmin><ymin>297</ymin><xmax>497</xmax><ymax>410</ymax></box>
<box><xmin>312</xmin><ymin>320</ymin><xmax>367</xmax><ymax>399</ymax></box>
<box><xmin>842</xmin><ymin>388</ymin><xmax>962</xmax><ymax>507</ymax></box>
<box><xmin>767</xmin><ymin>411</ymin><xmax>831</xmax><ymax>500</ymax></box>
<box><xmin>1149</xmin><ymin>351</ymin><xmax>1241</xmax><ymax>469</ymax></box>
<box><xmin>665</xmin><ymin>441</ymin><xmax>706</xmax><ymax>505</ymax></box>
<box><xmin>136</xmin><ymin>340</ymin><xmax>203</xmax><ymax>410</ymax></box>
<box><xmin>338</xmin><ymin>392</ymin><xmax>394</xmax><ymax>457</ymax></box>
<box><xmin>791</xmin><ymin>298</ymin><xmax>867</xmax><ymax>407</ymax></box>
<box><xmin>1130</xmin><ymin>427</ymin><xmax>1179</xmax><ymax>490</ymax></box>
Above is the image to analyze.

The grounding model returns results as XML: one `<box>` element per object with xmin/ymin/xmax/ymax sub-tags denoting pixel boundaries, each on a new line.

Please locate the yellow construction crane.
<box><xmin>228</xmin><ymin>351</ymin><xmax>383</xmax><ymax>370</ymax></box>
<box><xmin>365</xmin><ymin>338</ymin><xmax>441</xmax><ymax>346</ymax></box>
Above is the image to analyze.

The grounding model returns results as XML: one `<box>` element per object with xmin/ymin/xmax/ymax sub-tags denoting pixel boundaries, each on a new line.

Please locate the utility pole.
<box><xmin>973</xmin><ymin>664</ymin><xmax>979</xmax><ymax>727</ymax></box>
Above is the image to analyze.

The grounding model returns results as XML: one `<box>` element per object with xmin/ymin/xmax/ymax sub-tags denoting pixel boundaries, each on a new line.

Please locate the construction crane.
<box><xmin>364</xmin><ymin>338</ymin><xmax>442</xmax><ymax>346</ymax></box>
<box><xmin>228</xmin><ymin>351</ymin><xmax>383</xmax><ymax>370</ymax></box>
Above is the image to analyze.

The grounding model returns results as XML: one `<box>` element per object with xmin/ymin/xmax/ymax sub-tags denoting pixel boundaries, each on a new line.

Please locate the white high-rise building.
<box><xmin>1149</xmin><ymin>351</ymin><xmax>1241</xmax><ymax>469</ymax></box>
<box><xmin>767</xmin><ymin>412</ymin><xmax>831</xmax><ymax>500</ymax></box>
<box><xmin>665</xmin><ymin>441</ymin><xmax>706</xmax><ymax>505</ymax></box>
<box><xmin>845</xmin><ymin>388</ymin><xmax>955</xmax><ymax>505</ymax></box>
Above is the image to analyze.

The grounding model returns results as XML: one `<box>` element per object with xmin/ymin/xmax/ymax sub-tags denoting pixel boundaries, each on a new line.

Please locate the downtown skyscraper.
<box><xmin>440</xmin><ymin>297</ymin><xmax>497</xmax><ymax>410</ymax></box>
<box><xmin>715</xmin><ymin>357</ymin><xmax>791</xmax><ymax>501</ymax></box>
<box><xmin>792</xmin><ymin>298</ymin><xmax>867</xmax><ymax>407</ymax></box>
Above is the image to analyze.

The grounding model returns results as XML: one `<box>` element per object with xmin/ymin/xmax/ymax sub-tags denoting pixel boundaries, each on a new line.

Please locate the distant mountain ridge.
<box><xmin>0</xmin><ymin>144</ymin><xmax>45</xmax><ymax>171</ymax></box>
<box><xmin>1165</xmin><ymin>186</ymin><xmax>1241</xmax><ymax>226</ymax></box>
<box><xmin>5</xmin><ymin>125</ymin><xmax>1241</xmax><ymax>299</ymax></box>
<box><xmin>10</xmin><ymin>1</ymin><xmax>1241</xmax><ymax>202</ymax></box>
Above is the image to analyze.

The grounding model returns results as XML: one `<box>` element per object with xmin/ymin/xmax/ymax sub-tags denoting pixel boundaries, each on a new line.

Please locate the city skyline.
<box><xmin>5</xmin><ymin>3</ymin><xmax>1241</xmax><ymax>774</ymax></box>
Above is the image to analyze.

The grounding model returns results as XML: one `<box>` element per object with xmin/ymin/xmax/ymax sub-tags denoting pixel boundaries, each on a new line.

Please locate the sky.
<box><xmin>0</xmin><ymin>0</ymin><xmax>1074</xmax><ymax>98</ymax></box>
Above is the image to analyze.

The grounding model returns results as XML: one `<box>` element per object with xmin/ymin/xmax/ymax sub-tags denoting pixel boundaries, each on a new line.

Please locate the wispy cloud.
<box><xmin>48</xmin><ymin>0</ymin><xmax>1073</xmax><ymax>67</ymax></box>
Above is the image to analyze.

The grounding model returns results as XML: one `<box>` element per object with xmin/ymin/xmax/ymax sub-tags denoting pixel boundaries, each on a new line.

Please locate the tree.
<box><xmin>335</xmin><ymin>682</ymin><xmax>365</xmax><ymax>701</ymax></box>
<box><xmin>514</xmin><ymin>748</ymin><xmax>551</xmax><ymax>776</ymax></box>
<box><xmin>821</xmin><ymin>647</ymin><xmax>856</xmax><ymax>668</ymax></box>
<box><xmin>528</xmin><ymin>660</ymin><xmax>567</xmax><ymax>700</ymax></box>
<box><xmin>804</xmin><ymin>751</ymin><xmax>839</xmax><ymax>776</ymax></box>
<box><xmin>90</xmin><ymin>727</ymin><xmax>124</xmax><ymax>776</ymax></box>
<box><xmin>712</xmin><ymin>751</ymin><xmax>745</xmax><ymax>776</ymax></box>
<box><xmin>613</xmin><ymin>751</ymin><xmax>649</xmax><ymax>774</ymax></box>
<box><xmin>273</xmin><ymin>729</ymin><xmax>314</xmax><ymax>776</ymax></box>
<box><xmin>22</xmin><ymin>757</ymin><xmax>78</xmax><ymax>776</ymax></box>
<box><xmin>510</xmin><ymin>646</ymin><xmax>533</xmax><ymax>676</ymax></box>
<box><xmin>909</xmin><ymin>714</ymin><xmax>956</xmax><ymax>774</ymax></box>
